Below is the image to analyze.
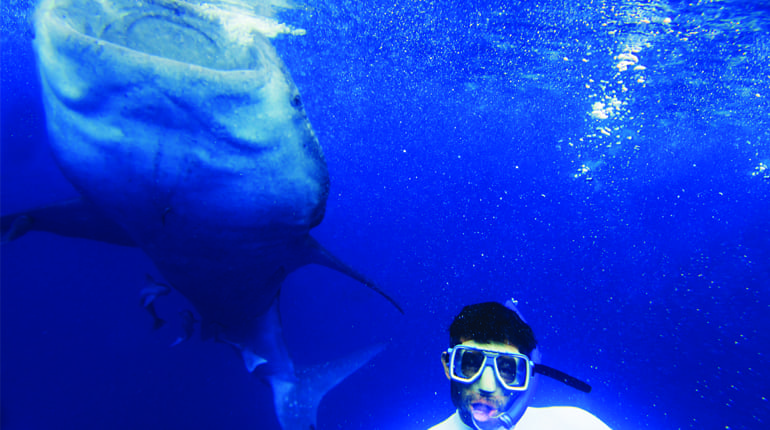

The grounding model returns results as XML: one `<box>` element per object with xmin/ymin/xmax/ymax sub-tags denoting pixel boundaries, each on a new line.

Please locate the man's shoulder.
<box><xmin>428</xmin><ymin>411</ymin><xmax>467</xmax><ymax>430</ymax></box>
<box><xmin>518</xmin><ymin>406</ymin><xmax>612</xmax><ymax>429</ymax></box>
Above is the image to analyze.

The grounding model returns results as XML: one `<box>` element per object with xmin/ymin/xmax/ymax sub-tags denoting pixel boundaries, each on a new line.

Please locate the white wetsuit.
<box><xmin>429</xmin><ymin>407</ymin><xmax>612</xmax><ymax>430</ymax></box>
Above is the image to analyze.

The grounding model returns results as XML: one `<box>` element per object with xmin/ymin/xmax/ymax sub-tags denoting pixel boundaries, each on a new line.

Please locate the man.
<box><xmin>430</xmin><ymin>300</ymin><xmax>612</xmax><ymax>430</ymax></box>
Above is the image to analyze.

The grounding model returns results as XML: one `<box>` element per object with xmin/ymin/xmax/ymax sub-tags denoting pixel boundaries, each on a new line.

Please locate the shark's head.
<box><xmin>34</xmin><ymin>0</ymin><xmax>329</xmax><ymax>240</ymax></box>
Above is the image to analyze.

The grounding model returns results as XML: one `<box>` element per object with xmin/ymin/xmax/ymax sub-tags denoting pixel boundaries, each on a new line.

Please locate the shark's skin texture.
<box><xmin>1</xmin><ymin>0</ymin><xmax>400</xmax><ymax>428</ymax></box>
<box><xmin>34</xmin><ymin>0</ymin><xmax>329</xmax><ymax>325</ymax></box>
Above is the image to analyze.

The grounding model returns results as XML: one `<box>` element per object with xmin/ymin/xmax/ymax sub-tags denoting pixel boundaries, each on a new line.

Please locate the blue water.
<box><xmin>2</xmin><ymin>0</ymin><xmax>769</xmax><ymax>429</ymax></box>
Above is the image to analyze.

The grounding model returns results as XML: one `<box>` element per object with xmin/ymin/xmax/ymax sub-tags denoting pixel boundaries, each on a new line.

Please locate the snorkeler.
<box><xmin>430</xmin><ymin>300</ymin><xmax>612</xmax><ymax>430</ymax></box>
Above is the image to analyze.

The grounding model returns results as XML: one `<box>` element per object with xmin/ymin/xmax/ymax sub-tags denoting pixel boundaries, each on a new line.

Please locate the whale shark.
<box><xmin>2</xmin><ymin>0</ymin><xmax>401</xmax><ymax>428</ymax></box>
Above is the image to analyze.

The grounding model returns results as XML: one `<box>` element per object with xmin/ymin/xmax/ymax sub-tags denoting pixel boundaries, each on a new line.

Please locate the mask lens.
<box><xmin>453</xmin><ymin>348</ymin><xmax>485</xmax><ymax>380</ymax></box>
<box><xmin>496</xmin><ymin>355</ymin><xmax>528</xmax><ymax>389</ymax></box>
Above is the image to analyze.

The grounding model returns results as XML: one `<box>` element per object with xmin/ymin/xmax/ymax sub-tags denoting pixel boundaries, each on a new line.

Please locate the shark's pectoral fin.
<box><xmin>303</xmin><ymin>236</ymin><xmax>404</xmax><ymax>314</ymax></box>
<box><xmin>271</xmin><ymin>342</ymin><xmax>387</xmax><ymax>430</ymax></box>
<box><xmin>0</xmin><ymin>198</ymin><xmax>136</xmax><ymax>246</ymax></box>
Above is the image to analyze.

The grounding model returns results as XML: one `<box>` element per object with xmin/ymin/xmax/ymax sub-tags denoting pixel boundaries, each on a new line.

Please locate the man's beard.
<box><xmin>450</xmin><ymin>381</ymin><xmax>519</xmax><ymax>428</ymax></box>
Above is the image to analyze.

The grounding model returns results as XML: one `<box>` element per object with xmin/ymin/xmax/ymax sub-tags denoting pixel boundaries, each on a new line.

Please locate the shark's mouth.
<box><xmin>99</xmin><ymin>6</ymin><xmax>236</xmax><ymax>70</ymax></box>
<box><xmin>40</xmin><ymin>0</ymin><xmax>260</xmax><ymax>71</ymax></box>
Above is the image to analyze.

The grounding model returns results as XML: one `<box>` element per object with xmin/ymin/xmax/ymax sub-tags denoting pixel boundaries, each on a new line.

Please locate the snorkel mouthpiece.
<box><xmin>468</xmin><ymin>393</ymin><xmax>521</xmax><ymax>430</ymax></box>
<box><xmin>496</xmin><ymin>412</ymin><xmax>515</xmax><ymax>429</ymax></box>
<box><xmin>490</xmin><ymin>298</ymin><xmax>541</xmax><ymax>429</ymax></box>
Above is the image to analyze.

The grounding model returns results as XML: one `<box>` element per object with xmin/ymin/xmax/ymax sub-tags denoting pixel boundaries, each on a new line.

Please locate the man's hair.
<box><xmin>449</xmin><ymin>302</ymin><xmax>538</xmax><ymax>358</ymax></box>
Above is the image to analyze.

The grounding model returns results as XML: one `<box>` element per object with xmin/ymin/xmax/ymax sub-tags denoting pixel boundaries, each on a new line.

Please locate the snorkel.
<box><xmin>482</xmin><ymin>298</ymin><xmax>540</xmax><ymax>430</ymax></box>
<box><xmin>457</xmin><ymin>298</ymin><xmax>539</xmax><ymax>430</ymax></box>
<box><xmin>471</xmin><ymin>298</ymin><xmax>592</xmax><ymax>429</ymax></box>
<box><xmin>449</xmin><ymin>299</ymin><xmax>593</xmax><ymax>430</ymax></box>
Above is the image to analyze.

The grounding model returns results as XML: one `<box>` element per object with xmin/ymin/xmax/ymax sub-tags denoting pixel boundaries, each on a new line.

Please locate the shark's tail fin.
<box><xmin>270</xmin><ymin>342</ymin><xmax>386</xmax><ymax>430</ymax></box>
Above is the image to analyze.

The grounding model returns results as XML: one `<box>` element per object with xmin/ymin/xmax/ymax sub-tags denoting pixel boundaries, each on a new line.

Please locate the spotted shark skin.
<box><xmin>2</xmin><ymin>0</ymin><xmax>401</xmax><ymax>428</ymax></box>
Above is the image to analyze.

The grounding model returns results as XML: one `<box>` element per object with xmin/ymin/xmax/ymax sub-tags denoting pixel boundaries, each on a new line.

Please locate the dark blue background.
<box><xmin>2</xmin><ymin>0</ymin><xmax>769</xmax><ymax>429</ymax></box>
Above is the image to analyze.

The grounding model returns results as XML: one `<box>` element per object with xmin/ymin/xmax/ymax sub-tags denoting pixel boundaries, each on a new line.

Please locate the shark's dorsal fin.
<box><xmin>303</xmin><ymin>236</ymin><xmax>404</xmax><ymax>314</ymax></box>
<box><xmin>271</xmin><ymin>342</ymin><xmax>387</xmax><ymax>429</ymax></box>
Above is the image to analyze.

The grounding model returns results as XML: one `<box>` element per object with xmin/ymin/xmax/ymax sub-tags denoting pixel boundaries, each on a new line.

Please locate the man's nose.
<box><xmin>478</xmin><ymin>365</ymin><xmax>498</xmax><ymax>392</ymax></box>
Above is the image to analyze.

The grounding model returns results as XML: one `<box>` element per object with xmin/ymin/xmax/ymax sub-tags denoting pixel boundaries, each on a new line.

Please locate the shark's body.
<box><xmin>2</xmin><ymin>0</ymin><xmax>399</xmax><ymax>428</ymax></box>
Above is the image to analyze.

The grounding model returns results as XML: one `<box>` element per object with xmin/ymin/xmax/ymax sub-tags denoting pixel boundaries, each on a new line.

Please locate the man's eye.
<box><xmin>497</xmin><ymin>358</ymin><xmax>518</xmax><ymax>376</ymax></box>
<box><xmin>460</xmin><ymin>352</ymin><xmax>484</xmax><ymax>374</ymax></box>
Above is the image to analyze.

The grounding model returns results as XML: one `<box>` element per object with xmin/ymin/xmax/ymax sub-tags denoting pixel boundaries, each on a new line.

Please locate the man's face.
<box><xmin>442</xmin><ymin>339</ymin><xmax>521</xmax><ymax>429</ymax></box>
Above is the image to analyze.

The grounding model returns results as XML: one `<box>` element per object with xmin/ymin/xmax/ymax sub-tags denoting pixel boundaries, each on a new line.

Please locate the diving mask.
<box><xmin>446</xmin><ymin>345</ymin><xmax>533</xmax><ymax>391</ymax></box>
